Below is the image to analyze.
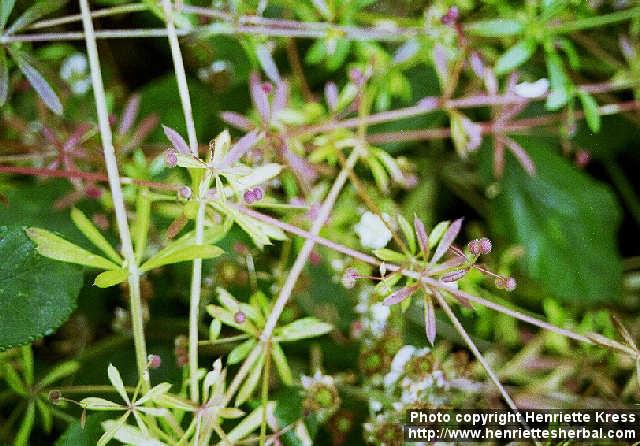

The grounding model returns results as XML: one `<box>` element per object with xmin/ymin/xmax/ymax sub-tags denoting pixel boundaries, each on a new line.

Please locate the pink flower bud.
<box><xmin>349</xmin><ymin>68</ymin><xmax>363</xmax><ymax>85</ymax></box>
<box><xmin>165</xmin><ymin>149</ymin><xmax>178</xmax><ymax>167</ymax></box>
<box><xmin>85</xmin><ymin>186</ymin><xmax>102</xmax><ymax>199</ymax></box>
<box><xmin>310</xmin><ymin>250</ymin><xmax>322</xmax><ymax>265</ymax></box>
<box><xmin>261</xmin><ymin>82</ymin><xmax>273</xmax><ymax>94</ymax></box>
<box><xmin>467</xmin><ymin>239</ymin><xmax>482</xmax><ymax>256</ymax></box>
<box><xmin>478</xmin><ymin>237</ymin><xmax>492</xmax><ymax>255</ymax></box>
<box><xmin>234</xmin><ymin>311</ymin><xmax>246</xmax><ymax>324</ymax></box>
<box><xmin>179</xmin><ymin>186</ymin><xmax>192</xmax><ymax>199</ymax></box>
<box><xmin>243</xmin><ymin>187</ymin><xmax>264</xmax><ymax>204</ymax></box>
<box><xmin>441</xmin><ymin>6</ymin><xmax>459</xmax><ymax>26</ymax></box>
<box><xmin>147</xmin><ymin>354</ymin><xmax>161</xmax><ymax>369</ymax></box>
<box><xmin>575</xmin><ymin>150</ymin><xmax>591</xmax><ymax>168</ymax></box>
<box><xmin>504</xmin><ymin>277</ymin><xmax>517</xmax><ymax>291</ymax></box>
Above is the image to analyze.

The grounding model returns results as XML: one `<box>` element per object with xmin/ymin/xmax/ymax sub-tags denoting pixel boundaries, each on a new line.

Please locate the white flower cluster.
<box><xmin>60</xmin><ymin>53</ymin><xmax>91</xmax><ymax>95</ymax></box>
<box><xmin>355</xmin><ymin>287</ymin><xmax>390</xmax><ymax>337</ymax></box>
<box><xmin>354</xmin><ymin>211</ymin><xmax>392</xmax><ymax>249</ymax></box>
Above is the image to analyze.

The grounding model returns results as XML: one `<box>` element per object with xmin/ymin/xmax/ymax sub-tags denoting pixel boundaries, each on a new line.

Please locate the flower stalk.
<box><xmin>78</xmin><ymin>0</ymin><xmax>148</xmax><ymax>388</ymax></box>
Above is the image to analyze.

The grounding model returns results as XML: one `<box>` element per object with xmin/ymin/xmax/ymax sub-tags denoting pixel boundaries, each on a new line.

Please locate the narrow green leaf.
<box><xmin>39</xmin><ymin>360</ymin><xmax>80</xmax><ymax>388</ymax></box>
<box><xmin>97</xmin><ymin>412</ymin><xmax>129</xmax><ymax>446</ymax></box>
<box><xmin>397</xmin><ymin>215</ymin><xmax>416</xmax><ymax>254</ymax></box>
<box><xmin>94</xmin><ymin>269</ymin><xmax>129</xmax><ymax>288</ymax></box>
<box><xmin>545</xmin><ymin>50</ymin><xmax>571</xmax><ymax>110</ymax></box>
<box><xmin>36</xmin><ymin>398</ymin><xmax>53</xmax><ymax>433</ymax></box>
<box><xmin>133</xmin><ymin>190</ymin><xmax>151</xmax><ymax>263</ymax></box>
<box><xmin>276</xmin><ymin>318</ymin><xmax>333</xmax><ymax>342</ymax></box>
<box><xmin>465</xmin><ymin>19</ymin><xmax>524</xmax><ymax>37</ymax></box>
<box><xmin>209</xmin><ymin>319</ymin><xmax>221</xmax><ymax>341</ymax></box>
<box><xmin>226</xmin><ymin>403</ymin><xmax>275</xmax><ymax>443</ymax></box>
<box><xmin>4</xmin><ymin>364</ymin><xmax>27</xmax><ymax>395</ymax></box>
<box><xmin>7</xmin><ymin>48</ymin><xmax>62</xmax><ymax>115</ymax></box>
<box><xmin>235</xmin><ymin>349</ymin><xmax>265</xmax><ymax>406</ymax></box>
<box><xmin>227</xmin><ymin>338</ymin><xmax>257</xmax><ymax>365</ymax></box>
<box><xmin>21</xmin><ymin>345</ymin><xmax>33</xmax><ymax>386</ymax></box>
<box><xmin>139</xmin><ymin>244</ymin><xmax>223</xmax><ymax>272</ymax></box>
<box><xmin>206</xmin><ymin>305</ymin><xmax>258</xmax><ymax>335</ymax></box>
<box><xmin>0</xmin><ymin>49</ymin><xmax>8</xmax><ymax>106</ymax></box>
<box><xmin>427</xmin><ymin>221</ymin><xmax>449</xmax><ymax>249</ymax></box>
<box><xmin>365</xmin><ymin>156</ymin><xmax>389</xmax><ymax>192</ymax></box>
<box><xmin>26</xmin><ymin>227</ymin><xmax>119</xmax><ymax>270</ymax></box>
<box><xmin>578</xmin><ymin>91</ymin><xmax>601</xmax><ymax>133</ymax></box>
<box><xmin>70</xmin><ymin>208</ymin><xmax>122</xmax><ymax>265</ymax></box>
<box><xmin>495</xmin><ymin>39</ymin><xmax>537</xmax><ymax>75</ymax></box>
<box><xmin>14</xmin><ymin>402</ymin><xmax>35</xmax><ymax>446</ymax></box>
<box><xmin>372</xmin><ymin>248</ymin><xmax>407</xmax><ymax>263</ymax></box>
<box><xmin>271</xmin><ymin>342</ymin><xmax>294</xmax><ymax>386</ymax></box>
<box><xmin>0</xmin><ymin>0</ymin><xmax>16</xmax><ymax>30</ymax></box>
<box><xmin>6</xmin><ymin>0</ymin><xmax>67</xmax><ymax>34</ymax></box>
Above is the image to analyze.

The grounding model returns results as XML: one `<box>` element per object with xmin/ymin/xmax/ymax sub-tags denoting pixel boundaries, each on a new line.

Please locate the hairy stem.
<box><xmin>161</xmin><ymin>0</ymin><xmax>205</xmax><ymax>404</ymax></box>
<box><xmin>79</xmin><ymin>0</ymin><xmax>148</xmax><ymax>388</ymax></box>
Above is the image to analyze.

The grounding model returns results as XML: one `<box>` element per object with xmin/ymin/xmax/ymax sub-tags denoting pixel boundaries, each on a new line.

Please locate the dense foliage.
<box><xmin>1</xmin><ymin>0</ymin><xmax>640</xmax><ymax>444</ymax></box>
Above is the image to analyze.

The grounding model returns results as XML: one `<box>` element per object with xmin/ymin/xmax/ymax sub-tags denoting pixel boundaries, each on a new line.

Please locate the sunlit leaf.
<box><xmin>465</xmin><ymin>19</ymin><xmax>524</xmax><ymax>37</ymax></box>
<box><xmin>26</xmin><ymin>227</ymin><xmax>119</xmax><ymax>270</ymax></box>
<box><xmin>139</xmin><ymin>244</ymin><xmax>223</xmax><ymax>272</ymax></box>
<box><xmin>495</xmin><ymin>39</ymin><xmax>537</xmax><ymax>75</ymax></box>
<box><xmin>94</xmin><ymin>269</ymin><xmax>129</xmax><ymax>288</ymax></box>
<box><xmin>276</xmin><ymin>317</ymin><xmax>333</xmax><ymax>341</ymax></box>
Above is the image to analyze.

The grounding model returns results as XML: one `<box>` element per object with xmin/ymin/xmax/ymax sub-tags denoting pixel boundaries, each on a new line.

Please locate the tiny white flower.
<box><xmin>369</xmin><ymin>399</ymin><xmax>383</xmax><ymax>413</ymax></box>
<box><xmin>60</xmin><ymin>53</ymin><xmax>91</xmax><ymax>95</ymax></box>
<box><xmin>354</xmin><ymin>211</ymin><xmax>392</xmax><ymax>249</ymax></box>
<box><xmin>513</xmin><ymin>78</ymin><xmax>549</xmax><ymax>98</ymax></box>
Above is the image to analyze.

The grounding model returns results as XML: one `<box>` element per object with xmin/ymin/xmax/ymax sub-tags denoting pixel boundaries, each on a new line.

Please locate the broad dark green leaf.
<box><xmin>0</xmin><ymin>226</ymin><xmax>83</xmax><ymax>350</ymax></box>
<box><xmin>465</xmin><ymin>19</ymin><xmax>524</xmax><ymax>37</ymax></box>
<box><xmin>486</xmin><ymin>139</ymin><xmax>622</xmax><ymax>303</ymax></box>
<box><xmin>495</xmin><ymin>39</ymin><xmax>537</xmax><ymax>75</ymax></box>
<box><xmin>55</xmin><ymin>414</ymin><xmax>109</xmax><ymax>446</ymax></box>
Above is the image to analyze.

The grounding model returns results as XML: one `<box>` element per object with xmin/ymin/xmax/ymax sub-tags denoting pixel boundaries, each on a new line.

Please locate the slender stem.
<box><xmin>79</xmin><ymin>0</ymin><xmax>148</xmax><ymax>388</ymax></box>
<box><xmin>433</xmin><ymin>290</ymin><xmax>520</xmax><ymax>412</ymax></box>
<box><xmin>161</xmin><ymin>0</ymin><xmax>206</xmax><ymax>404</ymax></box>
<box><xmin>259</xmin><ymin>341</ymin><xmax>271</xmax><ymax>446</ymax></box>
<box><xmin>29</xmin><ymin>3</ymin><xmax>148</xmax><ymax>30</ymax></box>
<box><xmin>552</xmin><ymin>6</ymin><xmax>640</xmax><ymax>34</ymax></box>
<box><xmin>260</xmin><ymin>146</ymin><xmax>363</xmax><ymax>340</ymax></box>
<box><xmin>231</xmin><ymin>204</ymin><xmax>637</xmax><ymax>358</ymax></box>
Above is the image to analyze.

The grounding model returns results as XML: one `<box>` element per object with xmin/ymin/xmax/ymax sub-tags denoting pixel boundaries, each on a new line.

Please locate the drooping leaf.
<box><xmin>25</xmin><ymin>227</ymin><xmax>120</xmax><ymax>270</ymax></box>
<box><xmin>94</xmin><ymin>269</ymin><xmax>129</xmax><ymax>288</ymax></box>
<box><xmin>485</xmin><ymin>139</ymin><xmax>622</xmax><ymax>303</ymax></box>
<box><xmin>578</xmin><ymin>90</ymin><xmax>601</xmax><ymax>133</ymax></box>
<box><xmin>0</xmin><ymin>227</ymin><xmax>82</xmax><ymax>350</ymax></box>
<box><xmin>14</xmin><ymin>402</ymin><xmax>35</xmax><ymax>446</ymax></box>
<box><xmin>271</xmin><ymin>342</ymin><xmax>294</xmax><ymax>385</ymax></box>
<box><xmin>545</xmin><ymin>50</ymin><xmax>571</xmax><ymax>110</ymax></box>
<box><xmin>226</xmin><ymin>402</ymin><xmax>275</xmax><ymax>443</ymax></box>
<box><xmin>8</xmin><ymin>47</ymin><xmax>62</xmax><ymax>115</ymax></box>
<box><xmin>495</xmin><ymin>39</ymin><xmax>537</xmax><ymax>75</ymax></box>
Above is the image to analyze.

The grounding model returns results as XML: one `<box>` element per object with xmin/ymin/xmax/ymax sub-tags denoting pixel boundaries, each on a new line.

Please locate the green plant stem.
<box><xmin>161</xmin><ymin>0</ymin><xmax>206</xmax><ymax>404</ymax></box>
<box><xmin>259</xmin><ymin>341</ymin><xmax>271</xmax><ymax>446</ymax></box>
<box><xmin>29</xmin><ymin>3</ymin><xmax>148</xmax><ymax>30</ymax></box>
<box><xmin>432</xmin><ymin>289</ymin><xmax>520</xmax><ymax>412</ymax></box>
<box><xmin>79</xmin><ymin>0</ymin><xmax>148</xmax><ymax>390</ymax></box>
<box><xmin>553</xmin><ymin>7</ymin><xmax>640</xmax><ymax>34</ymax></box>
